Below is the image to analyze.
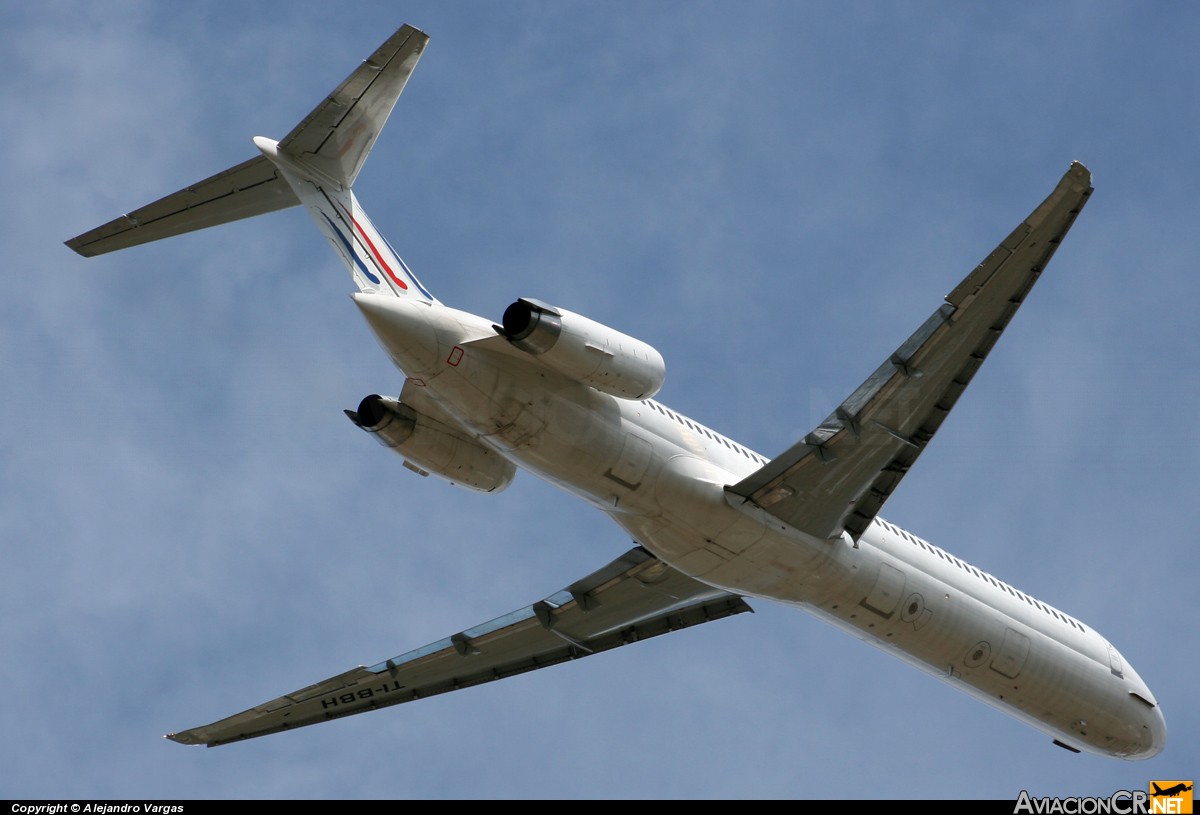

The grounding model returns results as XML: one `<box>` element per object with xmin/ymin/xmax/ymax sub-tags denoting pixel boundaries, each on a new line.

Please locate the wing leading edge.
<box><xmin>167</xmin><ymin>547</ymin><xmax>751</xmax><ymax>746</ymax></box>
<box><xmin>727</xmin><ymin>162</ymin><xmax>1093</xmax><ymax>543</ymax></box>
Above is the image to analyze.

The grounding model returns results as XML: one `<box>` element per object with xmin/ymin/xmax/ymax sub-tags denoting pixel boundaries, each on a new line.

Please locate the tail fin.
<box><xmin>65</xmin><ymin>24</ymin><xmax>434</xmax><ymax>301</ymax></box>
<box><xmin>277</xmin><ymin>173</ymin><xmax>436</xmax><ymax>301</ymax></box>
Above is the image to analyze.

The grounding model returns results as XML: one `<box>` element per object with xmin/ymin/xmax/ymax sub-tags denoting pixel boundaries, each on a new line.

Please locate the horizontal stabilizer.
<box><xmin>65</xmin><ymin>25</ymin><xmax>429</xmax><ymax>258</ymax></box>
<box><xmin>274</xmin><ymin>24</ymin><xmax>428</xmax><ymax>188</ymax></box>
<box><xmin>65</xmin><ymin>156</ymin><xmax>298</xmax><ymax>257</ymax></box>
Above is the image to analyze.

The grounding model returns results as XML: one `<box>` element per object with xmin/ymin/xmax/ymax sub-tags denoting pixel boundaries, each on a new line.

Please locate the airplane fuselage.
<box><xmin>352</xmin><ymin>289</ymin><xmax>1167</xmax><ymax>760</ymax></box>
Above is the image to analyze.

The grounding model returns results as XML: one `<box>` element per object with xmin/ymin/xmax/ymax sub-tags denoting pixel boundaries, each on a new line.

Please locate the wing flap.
<box><xmin>727</xmin><ymin>162</ymin><xmax>1093</xmax><ymax>542</ymax></box>
<box><xmin>166</xmin><ymin>547</ymin><xmax>750</xmax><ymax>747</ymax></box>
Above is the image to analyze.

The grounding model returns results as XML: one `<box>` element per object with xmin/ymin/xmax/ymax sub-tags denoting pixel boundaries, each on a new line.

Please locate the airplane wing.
<box><xmin>726</xmin><ymin>162</ymin><xmax>1093</xmax><ymax>542</ymax></box>
<box><xmin>65</xmin><ymin>24</ymin><xmax>428</xmax><ymax>257</ymax></box>
<box><xmin>166</xmin><ymin>546</ymin><xmax>751</xmax><ymax>746</ymax></box>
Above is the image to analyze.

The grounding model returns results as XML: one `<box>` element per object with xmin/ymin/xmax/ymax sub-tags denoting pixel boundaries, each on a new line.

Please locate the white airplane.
<box><xmin>67</xmin><ymin>24</ymin><xmax>1166</xmax><ymax>759</ymax></box>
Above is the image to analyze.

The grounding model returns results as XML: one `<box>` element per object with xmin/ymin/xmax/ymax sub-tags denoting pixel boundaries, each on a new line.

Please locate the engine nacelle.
<box><xmin>499</xmin><ymin>298</ymin><xmax>666</xmax><ymax>400</ymax></box>
<box><xmin>347</xmin><ymin>394</ymin><xmax>516</xmax><ymax>493</ymax></box>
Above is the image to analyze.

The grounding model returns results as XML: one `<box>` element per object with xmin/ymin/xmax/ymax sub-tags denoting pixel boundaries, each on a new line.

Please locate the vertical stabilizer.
<box><xmin>257</xmin><ymin>151</ymin><xmax>435</xmax><ymax>301</ymax></box>
<box><xmin>253</xmin><ymin>24</ymin><xmax>434</xmax><ymax>299</ymax></box>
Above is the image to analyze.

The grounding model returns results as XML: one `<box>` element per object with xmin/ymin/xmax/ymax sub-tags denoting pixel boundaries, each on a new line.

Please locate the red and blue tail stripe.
<box><xmin>312</xmin><ymin>188</ymin><xmax>436</xmax><ymax>302</ymax></box>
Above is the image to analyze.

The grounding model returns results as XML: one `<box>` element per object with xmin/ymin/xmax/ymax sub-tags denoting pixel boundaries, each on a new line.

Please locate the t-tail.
<box><xmin>65</xmin><ymin>24</ymin><xmax>436</xmax><ymax>303</ymax></box>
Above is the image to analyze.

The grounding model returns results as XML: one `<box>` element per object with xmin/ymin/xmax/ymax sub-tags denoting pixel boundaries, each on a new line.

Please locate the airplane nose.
<box><xmin>1145</xmin><ymin>704</ymin><xmax>1168</xmax><ymax>758</ymax></box>
<box><xmin>1125</xmin><ymin>701</ymin><xmax>1168</xmax><ymax>760</ymax></box>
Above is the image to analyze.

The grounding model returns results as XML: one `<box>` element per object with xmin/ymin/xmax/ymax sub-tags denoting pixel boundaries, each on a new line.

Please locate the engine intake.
<box><xmin>499</xmin><ymin>298</ymin><xmax>665</xmax><ymax>400</ymax></box>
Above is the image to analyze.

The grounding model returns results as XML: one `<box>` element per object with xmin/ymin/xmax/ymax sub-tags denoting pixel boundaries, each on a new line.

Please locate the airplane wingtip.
<box><xmin>1068</xmin><ymin>160</ymin><xmax>1093</xmax><ymax>187</ymax></box>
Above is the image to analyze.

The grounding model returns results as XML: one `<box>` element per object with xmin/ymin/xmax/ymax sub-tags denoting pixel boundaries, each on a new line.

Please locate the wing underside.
<box><xmin>167</xmin><ymin>547</ymin><xmax>750</xmax><ymax>747</ymax></box>
<box><xmin>727</xmin><ymin>162</ymin><xmax>1094</xmax><ymax>542</ymax></box>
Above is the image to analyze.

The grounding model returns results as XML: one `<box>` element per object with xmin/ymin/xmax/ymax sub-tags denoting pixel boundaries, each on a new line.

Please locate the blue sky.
<box><xmin>2</xmin><ymin>0</ymin><xmax>1197</xmax><ymax>800</ymax></box>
